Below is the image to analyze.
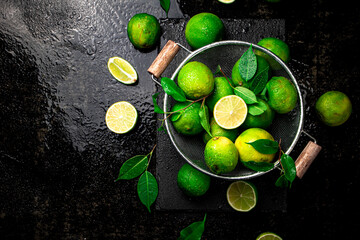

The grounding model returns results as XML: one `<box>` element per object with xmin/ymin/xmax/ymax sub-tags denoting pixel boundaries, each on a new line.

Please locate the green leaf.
<box><xmin>249</xmin><ymin>66</ymin><xmax>269</xmax><ymax>95</ymax></box>
<box><xmin>137</xmin><ymin>171</ymin><xmax>158</xmax><ymax>213</ymax></box>
<box><xmin>239</xmin><ymin>45</ymin><xmax>257</xmax><ymax>81</ymax></box>
<box><xmin>259</xmin><ymin>86</ymin><xmax>268</xmax><ymax>101</ymax></box>
<box><xmin>281</xmin><ymin>154</ymin><xmax>296</xmax><ymax>184</ymax></box>
<box><xmin>214</xmin><ymin>65</ymin><xmax>222</xmax><ymax>75</ymax></box>
<box><xmin>234</xmin><ymin>86</ymin><xmax>258</xmax><ymax>104</ymax></box>
<box><xmin>242</xmin><ymin>161</ymin><xmax>275</xmax><ymax>172</ymax></box>
<box><xmin>115</xmin><ymin>155</ymin><xmax>148</xmax><ymax>181</ymax></box>
<box><xmin>275</xmin><ymin>174</ymin><xmax>289</xmax><ymax>188</ymax></box>
<box><xmin>160</xmin><ymin>0</ymin><xmax>170</xmax><ymax>17</ymax></box>
<box><xmin>178</xmin><ymin>214</ymin><xmax>207</xmax><ymax>240</ymax></box>
<box><xmin>248</xmin><ymin>100</ymin><xmax>267</xmax><ymax>116</ymax></box>
<box><xmin>161</xmin><ymin>77</ymin><xmax>187</xmax><ymax>102</ymax></box>
<box><xmin>157</xmin><ymin>125</ymin><xmax>167</xmax><ymax>132</ymax></box>
<box><xmin>247</xmin><ymin>139</ymin><xmax>279</xmax><ymax>154</ymax></box>
<box><xmin>152</xmin><ymin>93</ymin><xmax>164</xmax><ymax>114</ymax></box>
<box><xmin>199</xmin><ymin>104</ymin><xmax>212</xmax><ymax>138</ymax></box>
<box><xmin>171</xmin><ymin>111</ymin><xmax>182</xmax><ymax>122</ymax></box>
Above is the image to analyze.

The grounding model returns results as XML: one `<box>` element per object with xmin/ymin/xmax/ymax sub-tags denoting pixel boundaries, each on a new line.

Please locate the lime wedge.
<box><xmin>213</xmin><ymin>95</ymin><xmax>247</xmax><ymax>129</ymax></box>
<box><xmin>226</xmin><ymin>180</ymin><xmax>257</xmax><ymax>212</ymax></box>
<box><xmin>256</xmin><ymin>232</ymin><xmax>283</xmax><ymax>240</ymax></box>
<box><xmin>218</xmin><ymin>0</ymin><xmax>236</xmax><ymax>3</ymax></box>
<box><xmin>105</xmin><ymin>101</ymin><xmax>138</xmax><ymax>134</ymax></box>
<box><xmin>107</xmin><ymin>56</ymin><xmax>137</xmax><ymax>84</ymax></box>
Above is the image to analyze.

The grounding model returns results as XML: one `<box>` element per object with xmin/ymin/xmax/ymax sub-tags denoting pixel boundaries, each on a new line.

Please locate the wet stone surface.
<box><xmin>1</xmin><ymin>0</ymin><xmax>360</xmax><ymax>239</ymax></box>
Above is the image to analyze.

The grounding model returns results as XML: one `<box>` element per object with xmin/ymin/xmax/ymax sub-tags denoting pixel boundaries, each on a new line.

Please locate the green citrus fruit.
<box><xmin>177</xmin><ymin>61</ymin><xmax>214</xmax><ymax>100</ymax></box>
<box><xmin>242</xmin><ymin>99</ymin><xmax>275</xmax><ymax>129</ymax></box>
<box><xmin>256</xmin><ymin>232</ymin><xmax>283</xmax><ymax>240</ymax></box>
<box><xmin>256</xmin><ymin>37</ymin><xmax>290</xmax><ymax>70</ymax></box>
<box><xmin>266</xmin><ymin>76</ymin><xmax>298</xmax><ymax>114</ymax></box>
<box><xmin>204</xmin><ymin>136</ymin><xmax>239</xmax><ymax>174</ymax></box>
<box><xmin>227</xmin><ymin>181</ymin><xmax>258</xmax><ymax>212</ymax></box>
<box><xmin>185</xmin><ymin>12</ymin><xmax>225</xmax><ymax>50</ymax></box>
<box><xmin>235</xmin><ymin>128</ymin><xmax>276</xmax><ymax>163</ymax></box>
<box><xmin>202</xmin><ymin>117</ymin><xmax>240</xmax><ymax>144</ymax></box>
<box><xmin>171</xmin><ymin>101</ymin><xmax>207</xmax><ymax>135</ymax></box>
<box><xmin>206</xmin><ymin>77</ymin><xmax>234</xmax><ymax>112</ymax></box>
<box><xmin>315</xmin><ymin>91</ymin><xmax>352</xmax><ymax>126</ymax></box>
<box><xmin>231</xmin><ymin>55</ymin><xmax>271</xmax><ymax>87</ymax></box>
<box><xmin>177</xmin><ymin>163</ymin><xmax>211</xmax><ymax>197</ymax></box>
<box><xmin>127</xmin><ymin>13</ymin><xmax>161</xmax><ymax>49</ymax></box>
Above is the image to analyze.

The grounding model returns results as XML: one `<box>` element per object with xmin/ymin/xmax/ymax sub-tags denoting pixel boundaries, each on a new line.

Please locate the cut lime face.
<box><xmin>107</xmin><ymin>56</ymin><xmax>137</xmax><ymax>84</ymax></box>
<box><xmin>213</xmin><ymin>95</ymin><xmax>247</xmax><ymax>129</ymax></box>
<box><xmin>218</xmin><ymin>0</ymin><xmax>236</xmax><ymax>4</ymax></box>
<box><xmin>105</xmin><ymin>101</ymin><xmax>138</xmax><ymax>134</ymax></box>
<box><xmin>226</xmin><ymin>180</ymin><xmax>257</xmax><ymax>212</ymax></box>
<box><xmin>256</xmin><ymin>232</ymin><xmax>283</xmax><ymax>240</ymax></box>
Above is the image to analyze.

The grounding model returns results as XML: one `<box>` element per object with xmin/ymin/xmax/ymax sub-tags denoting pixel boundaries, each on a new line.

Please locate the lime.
<box><xmin>204</xmin><ymin>136</ymin><xmax>239</xmax><ymax>174</ymax></box>
<box><xmin>231</xmin><ymin>55</ymin><xmax>270</xmax><ymax>87</ymax></box>
<box><xmin>171</xmin><ymin>101</ymin><xmax>206</xmax><ymax>135</ymax></box>
<box><xmin>127</xmin><ymin>13</ymin><xmax>161</xmax><ymax>49</ymax></box>
<box><xmin>226</xmin><ymin>180</ymin><xmax>258</xmax><ymax>212</ymax></box>
<box><xmin>256</xmin><ymin>232</ymin><xmax>283</xmax><ymax>240</ymax></box>
<box><xmin>206</xmin><ymin>76</ymin><xmax>234</xmax><ymax>112</ymax></box>
<box><xmin>185</xmin><ymin>13</ymin><xmax>224</xmax><ymax>49</ymax></box>
<box><xmin>256</xmin><ymin>37</ymin><xmax>290</xmax><ymax>70</ymax></box>
<box><xmin>218</xmin><ymin>0</ymin><xmax>236</xmax><ymax>3</ymax></box>
<box><xmin>242</xmin><ymin>99</ymin><xmax>275</xmax><ymax>129</ymax></box>
<box><xmin>105</xmin><ymin>101</ymin><xmax>138</xmax><ymax>134</ymax></box>
<box><xmin>177</xmin><ymin>61</ymin><xmax>214</xmax><ymax>100</ymax></box>
<box><xmin>315</xmin><ymin>91</ymin><xmax>352</xmax><ymax>126</ymax></box>
<box><xmin>213</xmin><ymin>95</ymin><xmax>247</xmax><ymax>129</ymax></box>
<box><xmin>266</xmin><ymin>76</ymin><xmax>298</xmax><ymax>114</ymax></box>
<box><xmin>235</xmin><ymin>128</ymin><xmax>276</xmax><ymax>163</ymax></box>
<box><xmin>210</xmin><ymin>117</ymin><xmax>239</xmax><ymax>142</ymax></box>
<box><xmin>177</xmin><ymin>163</ymin><xmax>211</xmax><ymax>197</ymax></box>
<box><xmin>107</xmin><ymin>56</ymin><xmax>138</xmax><ymax>84</ymax></box>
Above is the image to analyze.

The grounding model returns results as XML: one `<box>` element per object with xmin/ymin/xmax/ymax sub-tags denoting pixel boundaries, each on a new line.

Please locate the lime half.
<box><xmin>213</xmin><ymin>95</ymin><xmax>247</xmax><ymax>129</ymax></box>
<box><xmin>107</xmin><ymin>56</ymin><xmax>137</xmax><ymax>84</ymax></box>
<box><xmin>218</xmin><ymin>0</ymin><xmax>236</xmax><ymax>4</ymax></box>
<box><xmin>226</xmin><ymin>180</ymin><xmax>257</xmax><ymax>212</ymax></box>
<box><xmin>256</xmin><ymin>232</ymin><xmax>283</xmax><ymax>240</ymax></box>
<box><xmin>105</xmin><ymin>101</ymin><xmax>138</xmax><ymax>134</ymax></box>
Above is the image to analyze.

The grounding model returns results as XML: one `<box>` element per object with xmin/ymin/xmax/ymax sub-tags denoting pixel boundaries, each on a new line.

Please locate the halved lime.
<box><xmin>213</xmin><ymin>95</ymin><xmax>247</xmax><ymax>129</ymax></box>
<box><xmin>218</xmin><ymin>0</ymin><xmax>236</xmax><ymax>4</ymax></box>
<box><xmin>226</xmin><ymin>180</ymin><xmax>257</xmax><ymax>212</ymax></box>
<box><xmin>105</xmin><ymin>101</ymin><xmax>138</xmax><ymax>134</ymax></box>
<box><xmin>256</xmin><ymin>232</ymin><xmax>283</xmax><ymax>240</ymax></box>
<box><xmin>107</xmin><ymin>56</ymin><xmax>137</xmax><ymax>84</ymax></box>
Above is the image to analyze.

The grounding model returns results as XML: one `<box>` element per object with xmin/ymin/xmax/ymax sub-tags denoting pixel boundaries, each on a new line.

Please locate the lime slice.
<box><xmin>105</xmin><ymin>101</ymin><xmax>138</xmax><ymax>134</ymax></box>
<box><xmin>218</xmin><ymin>0</ymin><xmax>236</xmax><ymax>3</ymax></box>
<box><xmin>107</xmin><ymin>56</ymin><xmax>137</xmax><ymax>84</ymax></box>
<box><xmin>226</xmin><ymin>180</ymin><xmax>257</xmax><ymax>212</ymax></box>
<box><xmin>213</xmin><ymin>95</ymin><xmax>247</xmax><ymax>129</ymax></box>
<box><xmin>256</xmin><ymin>232</ymin><xmax>283</xmax><ymax>240</ymax></box>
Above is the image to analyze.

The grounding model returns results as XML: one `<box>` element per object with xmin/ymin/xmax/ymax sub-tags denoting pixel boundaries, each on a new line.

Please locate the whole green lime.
<box><xmin>266</xmin><ymin>76</ymin><xmax>298</xmax><ymax>114</ymax></box>
<box><xmin>235</xmin><ymin>128</ymin><xmax>276</xmax><ymax>163</ymax></box>
<box><xmin>202</xmin><ymin>117</ymin><xmax>240</xmax><ymax>144</ymax></box>
<box><xmin>185</xmin><ymin>12</ymin><xmax>225</xmax><ymax>49</ymax></box>
<box><xmin>177</xmin><ymin>61</ymin><xmax>214</xmax><ymax>100</ymax></box>
<box><xmin>231</xmin><ymin>55</ymin><xmax>271</xmax><ymax>87</ymax></box>
<box><xmin>206</xmin><ymin>77</ymin><xmax>234</xmax><ymax>112</ymax></box>
<box><xmin>171</xmin><ymin>101</ymin><xmax>207</xmax><ymax>135</ymax></box>
<box><xmin>315</xmin><ymin>91</ymin><xmax>352</xmax><ymax>126</ymax></box>
<box><xmin>127</xmin><ymin>13</ymin><xmax>161</xmax><ymax>49</ymax></box>
<box><xmin>242</xmin><ymin>99</ymin><xmax>275</xmax><ymax>129</ymax></box>
<box><xmin>256</xmin><ymin>37</ymin><xmax>290</xmax><ymax>70</ymax></box>
<box><xmin>177</xmin><ymin>163</ymin><xmax>211</xmax><ymax>197</ymax></box>
<box><xmin>204</xmin><ymin>136</ymin><xmax>239</xmax><ymax>174</ymax></box>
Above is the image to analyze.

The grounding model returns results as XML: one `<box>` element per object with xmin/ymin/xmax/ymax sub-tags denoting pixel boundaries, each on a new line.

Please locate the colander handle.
<box><xmin>148</xmin><ymin>40</ymin><xmax>181</xmax><ymax>79</ymax></box>
<box><xmin>295</xmin><ymin>141</ymin><xmax>322</xmax><ymax>179</ymax></box>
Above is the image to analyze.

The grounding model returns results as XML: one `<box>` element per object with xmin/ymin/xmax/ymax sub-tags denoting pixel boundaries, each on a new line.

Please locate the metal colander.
<box><xmin>148</xmin><ymin>40</ymin><xmax>317</xmax><ymax>180</ymax></box>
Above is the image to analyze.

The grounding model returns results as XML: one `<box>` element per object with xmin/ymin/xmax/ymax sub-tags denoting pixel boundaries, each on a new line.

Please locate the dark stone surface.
<box><xmin>0</xmin><ymin>0</ymin><xmax>359</xmax><ymax>239</ymax></box>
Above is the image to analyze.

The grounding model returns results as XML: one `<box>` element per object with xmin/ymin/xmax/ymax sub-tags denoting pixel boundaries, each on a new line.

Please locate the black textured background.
<box><xmin>1</xmin><ymin>0</ymin><xmax>359</xmax><ymax>239</ymax></box>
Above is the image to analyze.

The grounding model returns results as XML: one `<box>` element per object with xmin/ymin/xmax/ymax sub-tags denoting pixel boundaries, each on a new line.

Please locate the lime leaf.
<box><xmin>161</xmin><ymin>77</ymin><xmax>187</xmax><ymax>102</ymax></box>
<box><xmin>137</xmin><ymin>171</ymin><xmax>158</xmax><ymax>213</ymax></box>
<box><xmin>115</xmin><ymin>155</ymin><xmax>148</xmax><ymax>181</ymax></box>
<box><xmin>248</xmin><ymin>100</ymin><xmax>268</xmax><ymax>116</ymax></box>
<box><xmin>239</xmin><ymin>45</ymin><xmax>257</xmax><ymax>81</ymax></box>
<box><xmin>171</xmin><ymin>111</ymin><xmax>182</xmax><ymax>122</ymax></box>
<box><xmin>281</xmin><ymin>154</ymin><xmax>296</xmax><ymax>184</ymax></box>
<box><xmin>152</xmin><ymin>93</ymin><xmax>164</xmax><ymax>114</ymax></box>
<box><xmin>247</xmin><ymin>139</ymin><xmax>279</xmax><ymax>154</ymax></box>
<box><xmin>199</xmin><ymin>104</ymin><xmax>212</xmax><ymax>138</ymax></box>
<box><xmin>242</xmin><ymin>161</ymin><xmax>275</xmax><ymax>172</ymax></box>
<box><xmin>250</xmin><ymin>66</ymin><xmax>269</xmax><ymax>95</ymax></box>
<box><xmin>234</xmin><ymin>86</ymin><xmax>258</xmax><ymax>104</ymax></box>
<box><xmin>178</xmin><ymin>214</ymin><xmax>207</xmax><ymax>240</ymax></box>
<box><xmin>275</xmin><ymin>174</ymin><xmax>289</xmax><ymax>188</ymax></box>
<box><xmin>160</xmin><ymin>0</ymin><xmax>170</xmax><ymax>17</ymax></box>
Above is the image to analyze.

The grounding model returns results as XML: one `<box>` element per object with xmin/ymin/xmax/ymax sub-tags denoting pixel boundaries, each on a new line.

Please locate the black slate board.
<box><xmin>155</xmin><ymin>18</ymin><xmax>288</xmax><ymax>212</ymax></box>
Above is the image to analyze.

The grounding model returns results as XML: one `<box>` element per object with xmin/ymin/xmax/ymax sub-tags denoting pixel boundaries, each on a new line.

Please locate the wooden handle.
<box><xmin>148</xmin><ymin>40</ymin><xmax>180</xmax><ymax>78</ymax></box>
<box><xmin>295</xmin><ymin>141</ymin><xmax>322</xmax><ymax>179</ymax></box>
